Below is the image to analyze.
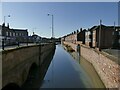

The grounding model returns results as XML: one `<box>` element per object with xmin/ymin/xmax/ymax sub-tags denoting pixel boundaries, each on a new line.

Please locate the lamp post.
<box><xmin>47</xmin><ymin>14</ymin><xmax>55</xmax><ymax>87</ymax></box>
<box><xmin>47</xmin><ymin>14</ymin><xmax>54</xmax><ymax>39</ymax></box>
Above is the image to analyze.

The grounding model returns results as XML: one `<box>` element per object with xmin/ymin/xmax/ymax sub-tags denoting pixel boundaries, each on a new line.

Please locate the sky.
<box><xmin>1</xmin><ymin>2</ymin><xmax>119</xmax><ymax>38</ymax></box>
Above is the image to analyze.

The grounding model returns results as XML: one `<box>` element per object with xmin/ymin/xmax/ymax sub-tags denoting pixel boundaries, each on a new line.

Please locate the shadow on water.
<box><xmin>21</xmin><ymin>46</ymin><xmax>56</xmax><ymax>90</ymax></box>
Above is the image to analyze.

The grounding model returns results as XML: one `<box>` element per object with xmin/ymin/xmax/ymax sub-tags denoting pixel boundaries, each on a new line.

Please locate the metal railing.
<box><xmin>0</xmin><ymin>39</ymin><xmax>54</xmax><ymax>51</ymax></box>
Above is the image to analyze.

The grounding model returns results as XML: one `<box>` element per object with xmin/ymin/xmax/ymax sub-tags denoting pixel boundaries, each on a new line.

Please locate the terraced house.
<box><xmin>62</xmin><ymin>24</ymin><xmax>120</xmax><ymax>50</ymax></box>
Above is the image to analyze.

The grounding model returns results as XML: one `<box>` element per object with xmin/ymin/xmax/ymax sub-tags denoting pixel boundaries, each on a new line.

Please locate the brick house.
<box><xmin>90</xmin><ymin>24</ymin><xmax>120</xmax><ymax>49</ymax></box>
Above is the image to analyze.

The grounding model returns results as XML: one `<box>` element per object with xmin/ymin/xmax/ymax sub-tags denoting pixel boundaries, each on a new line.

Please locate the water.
<box><xmin>40</xmin><ymin>45</ymin><xmax>105</xmax><ymax>88</ymax></box>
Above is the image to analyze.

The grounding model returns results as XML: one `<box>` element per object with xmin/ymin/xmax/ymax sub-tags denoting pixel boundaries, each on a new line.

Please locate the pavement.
<box><xmin>102</xmin><ymin>49</ymin><xmax>120</xmax><ymax>58</ymax></box>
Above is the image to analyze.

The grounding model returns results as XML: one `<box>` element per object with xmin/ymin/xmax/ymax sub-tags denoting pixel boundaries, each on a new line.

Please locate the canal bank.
<box><xmin>40</xmin><ymin>45</ymin><xmax>105</xmax><ymax>88</ymax></box>
<box><xmin>63</xmin><ymin>41</ymin><xmax>120</xmax><ymax>88</ymax></box>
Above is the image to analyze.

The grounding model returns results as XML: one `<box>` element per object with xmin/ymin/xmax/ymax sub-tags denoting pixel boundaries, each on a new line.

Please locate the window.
<box><xmin>9</xmin><ymin>32</ymin><xmax>11</xmax><ymax>36</ymax></box>
<box><xmin>0</xmin><ymin>30</ymin><xmax>1</xmax><ymax>36</ymax></box>
<box><xmin>16</xmin><ymin>33</ymin><xmax>18</xmax><ymax>36</ymax></box>
<box><xmin>112</xmin><ymin>32</ymin><xmax>114</xmax><ymax>35</ymax></box>
<box><xmin>13</xmin><ymin>33</ymin><xmax>15</xmax><ymax>36</ymax></box>
<box><xmin>6</xmin><ymin>32</ymin><xmax>8</xmax><ymax>36</ymax></box>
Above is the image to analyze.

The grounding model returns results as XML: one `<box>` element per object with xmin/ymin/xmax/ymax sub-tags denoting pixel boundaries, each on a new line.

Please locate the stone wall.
<box><xmin>2</xmin><ymin>43</ymin><xmax>55</xmax><ymax>88</ymax></box>
<box><xmin>63</xmin><ymin>41</ymin><xmax>120</xmax><ymax>88</ymax></box>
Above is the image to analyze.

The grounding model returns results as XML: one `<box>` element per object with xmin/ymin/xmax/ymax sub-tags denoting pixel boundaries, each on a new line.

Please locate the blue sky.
<box><xmin>1</xmin><ymin>2</ymin><xmax>118</xmax><ymax>38</ymax></box>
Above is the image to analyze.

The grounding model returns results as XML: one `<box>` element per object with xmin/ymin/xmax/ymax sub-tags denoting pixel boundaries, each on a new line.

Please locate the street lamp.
<box><xmin>47</xmin><ymin>14</ymin><xmax>54</xmax><ymax>38</ymax></box>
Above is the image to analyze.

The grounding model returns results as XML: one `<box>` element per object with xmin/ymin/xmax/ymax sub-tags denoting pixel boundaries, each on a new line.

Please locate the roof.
<box><xmin>12</xmin><ymin>29</ymin><xmax>28</xmax><ymax>32</ymax></box>
<box><xmin>0</xmin><ymin>24</ymin><xmax>28</xmax><ymax>32</ymax></box>
<box><xmin>89</xmin><ymin>26</ymin><xmax>97</xmax><ymax>31</ymax></box>
<box><xmin>89</xmin><ymin>24</ymin><xmax>119</xmax><ymax>31</ymax></box>
<box><xmin>107</xmin><ymin>26</ymin><xmax>120</xmax><ymax>29</ymax></box>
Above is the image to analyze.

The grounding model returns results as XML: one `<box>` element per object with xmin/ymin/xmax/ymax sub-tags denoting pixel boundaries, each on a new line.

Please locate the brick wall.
<box><xmin>63</xmin><ymin>41</ymin><xmax>120</xmax><ymax>88</ymax></box>
<box><xmin>80</xmin><ymin>45</ymin><xmax>120</xmax><ymax>88</ymax></box>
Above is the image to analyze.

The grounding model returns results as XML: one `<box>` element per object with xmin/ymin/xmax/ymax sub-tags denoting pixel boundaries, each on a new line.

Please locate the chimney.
<box><xmin>2</xmin><ymin>23</ymin><xmax>5</xmax><ymax>27</ymax></box>
<box><xmin>80</xmin><ymin>28</ymin><xmax>82</xmax><ymax>32</ymax></box>
<box><xmin>33</xmin><ymin>32</ymin><xmax>35</xmax><ymax>35</ymax></box>
<box><xmin>77</xmin><ymin>29</ymin><xmax>79</xmax><ymax>33</ymax></box>
<box><xmin>7</xmin><ymin>23</ymin><xmax>9</xmax><ymax>28</ymax></box>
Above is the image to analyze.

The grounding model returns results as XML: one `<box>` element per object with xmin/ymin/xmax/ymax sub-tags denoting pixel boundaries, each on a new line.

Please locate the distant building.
<box><xmin>63</xmin><ymin>28</ymin><xmax>86</xmax><ymax>44</ymax></box>
<box><xmin>1</xmin><ymin>23</ymin><xmax>28</xmax><ymax>45</ymax></box>
<box><xmin>32</xmin><ymin>34</ymin><xmax>41</xmax><ymax>43</ymax></box>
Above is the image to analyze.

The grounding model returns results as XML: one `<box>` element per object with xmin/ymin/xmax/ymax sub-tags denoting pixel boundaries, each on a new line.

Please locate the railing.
<box><xmin>0</xmin><ymin>41</ymin><xmax>54</xmax><ymax>51</ymax></box>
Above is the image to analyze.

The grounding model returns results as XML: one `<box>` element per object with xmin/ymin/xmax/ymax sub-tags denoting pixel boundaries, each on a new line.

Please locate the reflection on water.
<box><xmin>40</xmin><ymin>45</ymin><xmax>105</xmax><ymax>88</ymax></box>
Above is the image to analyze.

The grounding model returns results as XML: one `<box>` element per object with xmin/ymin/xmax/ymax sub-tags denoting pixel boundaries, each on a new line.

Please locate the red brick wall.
<box><xmin>80</xmin><ymin>45</ymin><xmax>120</xmax><ymax>88</ymax></box>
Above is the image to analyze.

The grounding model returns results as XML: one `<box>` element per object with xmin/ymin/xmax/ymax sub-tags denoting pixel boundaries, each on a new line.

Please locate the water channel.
<box><xmin>40</xmin><ymin>44</ymin><xmax>105</xmax><ymax>88</ymax></box>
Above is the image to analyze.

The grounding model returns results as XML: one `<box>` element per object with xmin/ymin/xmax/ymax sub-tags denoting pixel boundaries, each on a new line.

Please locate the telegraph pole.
<box><xmin>99</xmin><ymin>19</ymin><xmax>102</xmax><ymax>51</ymax></box>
